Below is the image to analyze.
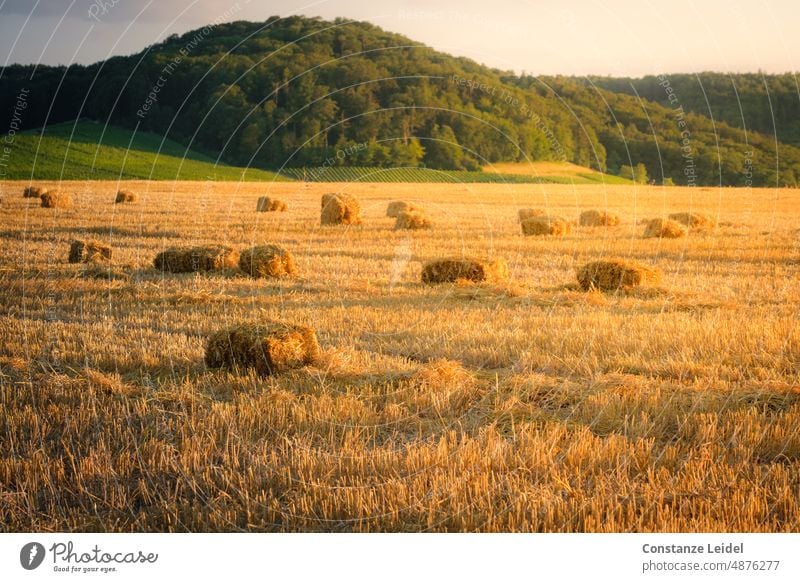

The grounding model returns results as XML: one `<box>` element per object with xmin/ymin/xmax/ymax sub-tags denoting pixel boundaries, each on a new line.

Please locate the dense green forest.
<box><xmin>589</xmin><ymin>73</ymin><xmax>800</xmax><ymax>147</ymax></box>
<box><xmin>1</xmin><ymin>16</ymin><xmax>798</xmax><ymax>186</ymax></box>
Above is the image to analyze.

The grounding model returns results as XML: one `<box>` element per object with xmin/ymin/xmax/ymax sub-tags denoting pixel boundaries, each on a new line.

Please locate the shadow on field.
<box><xmin>58</xmin><ymin>225</ymin><xmax>183</xmax><ymax>239</ymax></box>
<box><xmin>304</xmin><ymin>248</ymin><xmax>421</xmax><ymax>262</ymax></box>
<box><xmin>0</xmin><ymin>226</ymin><xmax>183</xmax><ymax>241</ymax></box>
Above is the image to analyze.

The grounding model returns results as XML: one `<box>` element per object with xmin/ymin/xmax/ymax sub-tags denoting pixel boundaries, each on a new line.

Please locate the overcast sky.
<box><xmin>0</xmin><ymin>0</ymin><xmax>797</xmax><ymax>76</ymax></box>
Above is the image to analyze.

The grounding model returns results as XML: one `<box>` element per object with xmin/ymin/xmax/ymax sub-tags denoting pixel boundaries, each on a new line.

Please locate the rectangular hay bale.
<box><xmin>395</xmin><ymin>210</ymin><xmax>432</xmax><ymax>230</ymax></box>
<box><xmin>115</xmin><ymin>190</ymin><xmax>138</xmax><ymax>203</ymax></box>
<box><xmin>256</xmin><ymin>196</ymin><xmax>288</xmax><ymax>212</ymax></box>
<box><xmin>579</xmin><ymin>210</ymin><xmax>620</xmax><ymax>226</ymax></box>
<box><xmin>521</xmin><ymin>216</ymin><xmax>570</xmax><ymax>236</ymax></box>
<box><xmin>577</xmin><ymin>259</ymin><xmax>662</xmax><ymax>291</ymax></box>
<box><xmin>643</xmin><ymin>218</ymin><xmax>686</xmax><ymax>238</ymax></box>
<box><xmin>69</xmin><ymin>239</ymin><xmax>112</xmax><ymax>263</ymax></box>
<box><xmin>205</xmin><ymin>322</ymin><xmax>320</xmax><ymax>375</ymax></box>
<box><xmin>154</xmin><ymin>245</ymin><xmax>239</xmax><ymax>273</ymax></box>
<box><xmin>239</xmin><ymin>245</ymin><xmax>295</xmax><ymax>278</ymax></box>
<box><xmin>321</xmin><ymin>193</ymin><xmax>361</xmax><ymax>225</ymax></box>
<box><xmin>40</xmin><ymin>191</ymin><xmax>73</xmax><ymax>209</ymax></box>
<box><xmin>421</xmin><ymin>257</ymin><xmax>508</xmax><ymax>284</ymax></box>
<box><xmin>668</xmin><ymin>212</ymin><xmax>715</xmax><ymax>229</ymax></box>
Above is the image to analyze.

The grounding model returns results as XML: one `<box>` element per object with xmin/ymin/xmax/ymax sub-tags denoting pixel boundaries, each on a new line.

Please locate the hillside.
<box><xmin>1</xmin><ymin>16</ymin><xmax>798</xmax><ymax>186</ymax></box>
<box><xmin>281</xmin><ymin>161</ymin><xmax>633</xmax><ymax>184</ymax></box>
<box><xmin>482</xmin><ymin>161</ymin><xmax>633</xmax><ymax>184</ymax></box>
<box><xmin>3</xmin><ymin>121</ymin><xmax>285</xmax><ymax>181</ymax></box>
<box><xmin>588</xmin><ymin>73</ymin><xmax>800</xmax><ymax>147</ymax></box>
<box><xmin>5</xmin><ymin>120</ymin><xmax>626</xmax><ymax>183</ymax></box>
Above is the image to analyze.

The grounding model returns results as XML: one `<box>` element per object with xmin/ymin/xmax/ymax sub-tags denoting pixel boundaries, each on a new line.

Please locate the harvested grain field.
<box><xmin>0</xmin><ymin>179</ymin><xmax>798</xmax><ymax>532</ymax></box>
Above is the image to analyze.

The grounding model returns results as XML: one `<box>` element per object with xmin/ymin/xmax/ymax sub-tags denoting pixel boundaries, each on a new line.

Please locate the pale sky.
<box><xmin>0</xmin><ymin>0</ymin><xmax>797</xmax><ymax>76</ymax></box>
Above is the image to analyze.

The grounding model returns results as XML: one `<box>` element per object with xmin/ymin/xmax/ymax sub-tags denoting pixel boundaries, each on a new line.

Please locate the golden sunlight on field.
<box><xmin>483</xmin><ymin>161</ymin><xmax>610</xmax><ymax>178</ymax></box>
<box><xmin>0</xmin><ymin>180</ymin><xmax>798</xmax><ymax>532</ymax></box>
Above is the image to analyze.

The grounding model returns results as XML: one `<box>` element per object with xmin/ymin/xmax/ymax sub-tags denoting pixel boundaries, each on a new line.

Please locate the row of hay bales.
<box><xmin>418</xmin><ymin>256</ymin><xmax>660</xmax><ymax>291</ymax></box>
<box><xmin>202</xmin><ymin>255</ymin><xmax>663</xmax><ymax>377</ymax></box>
<box><xmin>67</xmin><ymin>237</ymin><xmax>659</xmax><ymax>293</ymax></box>
<box><xmin>23</xmin><ymin>186</ymin><xmax>139</xmax><ymax>208</ymax></box>
<box><xmin>58</xmin><ymin>200</ymin><xmax>667</xmax><ymax>380</ymax></box>
<box><xmin>518</xmin><ymin>207</ymin><xmax>715</xmax><ymax>238</ymax></box>
<box><xmin>338</xmin><ymin>199</ymin><xmax>712</xmax><ymax>236</ymax></box>
<box><xmin>517</xmin><ymin>208</ymin><xmax>617</xmax><ymax>236</ymax></box>
<box><xmin>255</xmin><ymin>195</ymin><xmax>433</xmax><ymax>230</ymax></box>
<box><xmin>66</xmin><ymin>239</ymin><xmax>295</xmax><ymax>279</ymax></box>
<box><xmin>314</xmin><ymin>197</ymin><xmax>713</xmax><ymax>237</ymax></box>
<box><xmin>23</xmin><ymin>184</ymin><xmax>714</xmax><ymax>238</ymax></box>
<box><xmin>154</xmin><ymin>244</ymin><xmax>295</xmax><ymax>278</ymax></box>
<box><xmin>319</xmin><ymin>194</ymin><xmax>431</xmax><ymax>229</ymax></box>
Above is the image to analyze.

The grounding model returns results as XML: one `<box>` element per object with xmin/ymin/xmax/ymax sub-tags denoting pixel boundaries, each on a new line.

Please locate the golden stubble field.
<box><xmin>0</xmin><ymin>179</ymin><xmax>798</xmax><ymax>532</ymax></box>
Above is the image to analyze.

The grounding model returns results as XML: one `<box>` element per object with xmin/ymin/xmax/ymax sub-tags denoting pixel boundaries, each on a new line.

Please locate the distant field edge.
<box><xmin>278</xmin><ymin>166</ymin><xmax>634</xmax><ymax>184</ymax></box>
<box><xmin>9</xmin><ymin>121</ymin><xmax>633</xmax><ymax>184</ymax></box>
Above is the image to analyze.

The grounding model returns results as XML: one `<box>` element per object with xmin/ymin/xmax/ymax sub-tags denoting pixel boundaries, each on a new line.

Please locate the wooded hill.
<box><xmin>2</xmin><ymin>16</ymin><xmax>798</xmax><ymax>186</ymax></box>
